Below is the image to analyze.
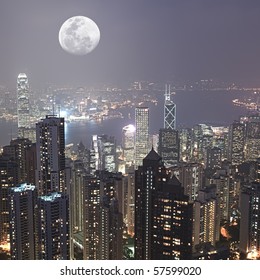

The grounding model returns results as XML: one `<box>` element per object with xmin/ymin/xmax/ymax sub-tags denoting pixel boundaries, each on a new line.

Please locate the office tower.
<box><xmin>158</xmin><ymin>128</ymin><xmax>179</xmax><ymax>167</ymax></box>
<box><xmin>228</xmin><ymin>121</ymin><xmax>245</xmax><ymax>165</ymax></box>
<box><xmin>91</xmin><ymin>135</ymin><xmax>117</xmax><ymax>172</ymax></box>
<box><xmin>193</xmin><ymin>186</ymin><xmax>219</xmax><ymax>249</ymax></box>
<box><xmin>135</xmin><ymin>148</ymin><xmax>193</xmax><ymax>260</ymax></box>
<box><xmin>122</xmin><ymin>124</ymin><xmax>135</xmax><ymax>166</ymax></box>
<box><xmin>206</xmin><ymin>147</ymin><xmax>222</xmax><ymax>170</ymax></box>
<box><xmin>179</xmin><ymin>128</ymin><xmax>192</xmax><ymax>162</ymax></box>
<box><xmin>37</xmin><ymin>192</ymin><xmax>70</xmax><ymax>260</ymax></box>
<box><xmin>135</xmin><ymin>107</ymin><xmax>149</xmax><ymax>167</ymax></box>
<box><xmin>191</xmin><ymin>124</ymin><xmax>213</xmax><ymax>164</ymax></box>
<box><xmin>17</xmin><ymin>73</ymin><xmax>30</xmax><ymax>139</ymax></box>
<box><xmin>244</xmin><ymin>115</ymin><xmax>260</xmax><ymax>161</ymax></box>
<box><xmin>9</xmin><ymin>183</ymin><xmax>37</xmax><ymax>260</ymax></box>
<box><xmin>173</xmin><ymin>163</ymin><xmax>204</xmax><ymax>202</ymax></box>
<box><xmin>240</xmin><ymin>182</ymin><xmax>260</xmax><ymax>259</ymax></box>
<box><xmin>211</xmin><ymin>126</ymin><xmax>229</xmax><ymax>161</ymax></box>
<box><xmin>3</xmin><ymin>138</ymin><xmax>32</xmax><ymax>183</ymax></box>
<box><xmin>164</xmin><ymin>84</ymin><xmax>176</xmax><ymax>129</ymax></box>
<box><xmin>0</xmin><ymin>156</ymin><xmax>19</xmax><ymax>245</ymax></box>
<box><xmin>83</xmin><ymin>171</ymin><xmax>123</xmax><ymax>260</ymax></box>
<box><xmin>97</xmin><ymin>135</ymin><xmax>117</xmax><ymax>172</ymax></box>
<box><xmin>35</xmin><ymin>115</ymin><xmax>66</xmax><ymax>196</ymax></box>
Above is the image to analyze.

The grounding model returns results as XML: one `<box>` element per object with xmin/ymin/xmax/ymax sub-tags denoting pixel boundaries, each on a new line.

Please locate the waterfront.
<box><xmin>0</xmin><ymin>90</ymin><xmax>251</xmax><ymax>148</ymax></box>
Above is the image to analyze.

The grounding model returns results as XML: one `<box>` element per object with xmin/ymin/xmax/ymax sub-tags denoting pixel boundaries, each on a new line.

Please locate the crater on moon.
<box><xmin>59</xmin><ymin>16</ymin><xmax>100</xmax><ymax>55</ymax></box>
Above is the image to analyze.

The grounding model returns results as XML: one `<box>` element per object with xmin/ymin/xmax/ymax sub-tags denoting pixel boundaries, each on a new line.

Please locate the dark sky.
<box><xmin>1</xmin><ymin>0</ymin><xmax>260</xmax><ymax>87</ymax></box>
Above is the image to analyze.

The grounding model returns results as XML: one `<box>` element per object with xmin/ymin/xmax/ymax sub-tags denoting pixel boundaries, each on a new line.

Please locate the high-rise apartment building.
<box><xmin>83</xmin><ymin>171</ymin><xmax>123</xmax><ymax>260</ymax></box>
<box><xmin>35</xmin><ymin>115</ymin><xmax>66</xmax><ymax>196</ymax></box>
<box><xmin>37</xmin><ymin>192</ymin><xmax>70</xmax><ymax>260</ymax></box>
<box><xmin>206</xmin><ymin>147</ymin><xmax>222</xmax><ymax>170</ymax></box>
<box><xmin>3</xmin><ymin>138</ymin><xmax>32</xmax><ymax>183</ymax></box>
<box><xmin>193</xmin><ymin>186</ymin><xmax>219</xmax><ymax>248</ymax></box>
<box><xmin>240</xmin><ymin>182</ymin><xmax>260</xmax><ymax>259</ymax></box>
<box><xmin>135</xmin><ymin>107</ymin><xmax>149</xmax><ymax>167</ymax></box>
<box><xmin>9</xmin><ymin>183</ymin><xmax>37</xmax><ymax>260</ymax></box>
<box><xmin>228</xmin><ymin>121</ymin><xmax>245</xmax><ymax>165</ymax></box>
<box><xmin>172</xmin><ymin>162</ymin><xmax>204</xmax><ymax>203</ymax></box>
<box><xmin>135</xmin><ymin>148</ymin><xmax>192</xmax><ymax>260</ymax></box>
<box><xmin>244</xmin><ymin>115</ymin><xmax>260</xmax><ymax>161</ymax></box>
<box><xmin>0</xmin><ymin>156</ymin><xmax>19</xmax><ymax>245</ymax></box>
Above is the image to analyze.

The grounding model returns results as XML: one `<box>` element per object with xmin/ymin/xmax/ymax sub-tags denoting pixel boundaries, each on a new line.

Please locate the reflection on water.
<box><xmin>0</xmin><ymin>90</ymin><xmax>250</xmax><ymax>148</ymax></box>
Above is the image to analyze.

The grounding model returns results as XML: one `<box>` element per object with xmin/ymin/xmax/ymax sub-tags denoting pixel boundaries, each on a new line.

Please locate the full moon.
<box><xmin>59</xmin><ymin>16</ymin><xmax>100</xmax><ymax>55</ymax></box>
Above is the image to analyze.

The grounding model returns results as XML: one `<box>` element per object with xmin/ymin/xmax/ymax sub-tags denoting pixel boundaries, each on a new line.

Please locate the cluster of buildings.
<box><xmin>0</xmin><ymin>74</ymin><xmax>259</xmax><ymax>260</ymax></box>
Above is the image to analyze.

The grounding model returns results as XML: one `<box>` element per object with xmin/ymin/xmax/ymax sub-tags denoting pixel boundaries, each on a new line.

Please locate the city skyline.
<box><xmin>0</xmin><ymin>1</ymin><xmax>260</xmax><ymax>262</ymax></box>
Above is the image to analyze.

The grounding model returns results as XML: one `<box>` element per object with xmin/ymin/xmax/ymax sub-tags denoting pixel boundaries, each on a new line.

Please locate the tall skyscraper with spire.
<box><xmin>17</xmin><ymin>73</ymin><xmax>30</xmax><ymax>138</ymax></box>
<box><xmin>158</xmin><ymin>85</ymin><xmax>179</xmax><ymax>167</ymax></box>
<box><xmin>164</xmin><ymin>84</ymin><xmax>176</xmax><ymax>130</ymax></box>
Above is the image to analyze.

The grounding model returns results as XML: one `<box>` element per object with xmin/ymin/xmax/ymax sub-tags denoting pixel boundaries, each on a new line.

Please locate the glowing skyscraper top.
<box><xmin>164</xmin><ymin>84</ymin><xmax>176</xmax><ymax>130</ymax></box>
<box><xmin>17</xmin><ymin>73</ymin><xmax>30</xmax><ymax>138</ymax></box>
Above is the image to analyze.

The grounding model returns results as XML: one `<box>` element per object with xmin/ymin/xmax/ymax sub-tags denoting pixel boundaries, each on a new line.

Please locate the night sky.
<box><xmin>1</xmin><ymin>0</ymin><xmax>260</xmax><ymax>87</ymax></box>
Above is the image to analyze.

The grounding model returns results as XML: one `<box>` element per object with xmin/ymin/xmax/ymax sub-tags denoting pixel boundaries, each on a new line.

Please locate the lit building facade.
<box><xmin>135</xmin><ymin>148</ymin><xmax>192</xmax><ymax>260</ymax></box>
<box><xmin>164</xmin><ymin>84</ymin><xmax>176</xmax><ymax>130</ymax></box>
<box><xmin>35</xmin><ymin>116</ymin><xmax>66</xmax><ymax>196</ymax></box>
<box><xmin>158</xmin><ymin>128</ymin><xmax>179</xmax><ymax>167</ymax></box>
<box><xmin>228</xmin><ymin>121</ymin><xmax>245</xmax><ymax>165</ymax></box>
<box><xmin>9</xmin><ymin>183</ymin><xmax>37</xmax><ymax>260</ymax></box>
<box><xmin>244</xmin><ymin>116</ymin><xmax>260</xmax><ymax>161</ymax></box>
<box><xmin>122</xmin><ymin>124</ymin><xmax>135</xmax><ymax>166</ymax></box>
<box><xmin>240</xmin><ymin>182</ymin><xmax>260</xmax><ymax>259</ymax></box>
<box><xmin>193</xmin><ymin>187</ymin><xmax>219</xmax><ymax>248</ymax></box>
<box><xmin>37</xmin><ymin>192</ymin><xmax>70</xmax><ymax>260</ymax></box>
<box><xmin>0</xmin><ymin>156</ymin><xmax>19</xmax><ymax>245</ymax></box>
<box><xmin>135</xmin><ymin>107</ymin><xmax>150</xmax><ymax>167</ymax></box>
<box><xmin>17</xmin><ymin>73</ymin><xmax>30</xmax><ymax>139</ymax></box>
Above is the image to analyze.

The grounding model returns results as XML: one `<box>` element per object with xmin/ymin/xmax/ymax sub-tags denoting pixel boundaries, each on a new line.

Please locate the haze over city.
<box><xmin>0</xmin><ymin>0</ymin><xmax>260</xmax><ymax>263</ymax></box>
<box><xmin>1</xmin><ymin>0</ymin><xmax>260</xmax><ymax>87</ymax></box>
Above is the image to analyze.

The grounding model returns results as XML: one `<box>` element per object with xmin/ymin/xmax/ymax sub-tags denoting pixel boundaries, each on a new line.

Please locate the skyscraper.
<box><xmin>158</xmin><ymin>128</ymin><xmax>179</xmax><ymax>167</ymax></box>
<box><xmin>240</xmin><ymin>182</ymin><xmax>260</xmax><ymax>259</ymax></box>
<box><xmin>35</xmin><ymin>115</ymin><xmax>66</xmax><ymax>196</ymax></box>
<box><xmin>244</xmin><ymin>115</ymin><xmax>260</xmax><ymax>161</ymax></box>
<box><xmin>228</xmin><ymin>121</ymin><xmax>245</xmax><ymax>165</ymax></box>
<box><xmin>83</xmin><ymin>171</ymin><xmax>123</xmax><ymax>260</ymax></box>
<box><xmin>164</xmin><ymin>84</ymin><xmax>176</xmax><ymax>130</ymax></box>
<box><xmin>37</xmin><ymin>192</ymin><xmax>70</xmax><ymax>260</ymax></box>
<box><xmin>9</xmin><ymin>183</ymin><xmax>37</xmax><ymax>260</ymax></box>
<box><xmin>193</xmin><ymin>186</ymin><xmax>219</xmax><ymax>248</ymax></box>
<box><xmin>135</xmin><ymin>148</ymin><xmax>193</xmax><ymax>260</ymax></box>
<box><xmin>3</xmin><ymin>138</ymin><xmax>32</xmax><ymax>183</ymax></box>
<box><xmin>0</xmin><ymin>156</ymin><xmax>19</xmax><ymax>245</ymax></box>
<box><xmin>17</xmin><ymin>73</ymin><xmax>30</xmax><ymax>138</ymax></box>
<box><xmin>135</xmin><ymin>107</ymin><xmax>149</xmax><ymax>167</ymax></box>
<box><xmin>122</xmin><ymin>124</ymin><xmax>135</xmax><ymax>166</ymax></box>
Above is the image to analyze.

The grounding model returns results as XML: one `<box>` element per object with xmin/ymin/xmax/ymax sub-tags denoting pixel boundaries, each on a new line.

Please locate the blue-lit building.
<box><xmin>37</xmin><ymin>192</ymin><xmax>70</xmax><ymax>260</ymax></box>
<box><xmin>9</xmin><ymin>183</ymin><xmax>37</xmax><ymax>260</ymax></box>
